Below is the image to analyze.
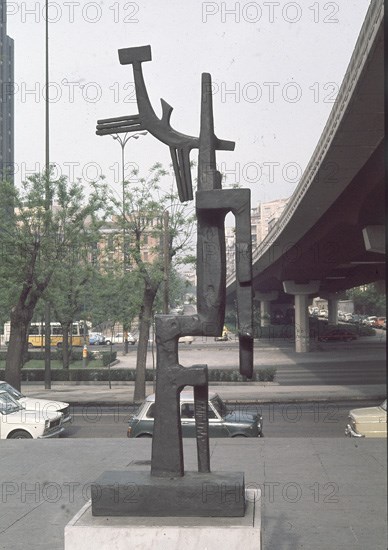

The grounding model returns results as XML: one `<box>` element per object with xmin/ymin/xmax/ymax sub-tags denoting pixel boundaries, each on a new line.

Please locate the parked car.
<box><xmin>0</xmin><ymin>391</ymin><xmax>64</xmax><ymax>439</ymax></box>
<box><xmin>345</xmin><ymin>400</ymin><xmax>387</xmax><ymax>438</ymax></box>
<box><xmin>0</xmin><ymin>381</ymin><xmax>71</xmax><ymax>423</ymax></box>
<box><xmin>89</xmin><ymin>333</ymin><xmax>112</xmax><ymax>346</ymax></box>
<box><xmin>127</xmin><ymin>391</ymin><xmax>263</xmax><ymax>438</ymax></box>
<box><xmin>178</xmin><ymin>335</ymin><xmax>194</xmax><ymax>345</ymax></box>
<box><xmin>349</xmin><ymin>314</ymin><xmax>363</xmax><ymax>324</ymax></box>
<box><xmin>363</xmin><ymin>316</ymin><xmax>377</xmax><ymax>326</ymax></box>
<box><xmin>371</xmin><ymin>317</ymin><xmax>386</xmax><ymax>329</ymax></box>
<box><xmin>112</xmin><ymin>332</ymin><xmax>137</xmax><ymax>345</ymax></box>
<box><xmin>318</xmin><ymin>328</ymin><xmax>357</xmax><ymax>342</ymax></box>
<box><xmin>214</xmin><ymin>326</ymin><xmax>230</xmax><ymax>341</ymax></box>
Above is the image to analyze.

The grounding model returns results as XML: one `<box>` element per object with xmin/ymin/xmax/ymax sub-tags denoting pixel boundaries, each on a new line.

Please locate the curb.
<box><xmin>43</xmin><ymin>393</ymin><xmax>387</xmax><ymax>407</ymax></box>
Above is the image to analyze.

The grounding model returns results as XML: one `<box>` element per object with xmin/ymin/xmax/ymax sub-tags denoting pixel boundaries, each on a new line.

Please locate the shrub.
<box><xmin>0</xmin><ymin>366</ymin><xmax>276</xmax><ymax>383</ymax></box>
<box><xmin>102</xmin><ymin>351</ymin><xmax>117</xmax><ymax>366</ymax></box>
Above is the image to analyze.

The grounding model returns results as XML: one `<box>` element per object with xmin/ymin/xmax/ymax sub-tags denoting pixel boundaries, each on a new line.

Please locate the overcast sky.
<box><xmin>6</xmin><ymin>0</ymin><xmax>371</xmax><ymax>206</ymax></box>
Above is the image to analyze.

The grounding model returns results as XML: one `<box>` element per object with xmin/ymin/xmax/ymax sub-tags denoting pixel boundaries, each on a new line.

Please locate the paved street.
<box><xmin>61</xmin><ymin>400</ymin><xmax>379</xmax><ymax>439</ymax></box>
<box><xmin>108</xmin><ymin>334</ymin><xmax>386</xmax><ymax>386</ymax></box>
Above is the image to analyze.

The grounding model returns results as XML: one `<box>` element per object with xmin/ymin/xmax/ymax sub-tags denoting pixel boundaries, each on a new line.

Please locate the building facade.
<box><xmin>0</xmin><ymin>1</ymin><xmax>14</xmax><ymax>182</ymax></box>
<box><xmin>225</xmin><ymin>197</ymin><xmax>289</xmax><ymax>279</ymax></box>
<box><xmin>250</xmin><ymin>198</ymin><xmax>289</xmax><ymax>245</ymax></box>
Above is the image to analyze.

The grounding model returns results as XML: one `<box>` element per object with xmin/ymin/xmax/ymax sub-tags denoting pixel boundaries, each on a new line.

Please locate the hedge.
<box><xmin>0</xmin><ymin>367</ymin><xmax>276</xmax><ymax>383</ymax></box>
<box><xmin>0</xmin><ymin>350</ymin><xmax>117</xmax><ymax>365</ymax></box>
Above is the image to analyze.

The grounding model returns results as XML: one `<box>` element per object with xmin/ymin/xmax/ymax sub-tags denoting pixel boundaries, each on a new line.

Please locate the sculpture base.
<box><xmin>91</xmin><ymin>470</ymin><xmax>245</xmax><ymax>517</ymax></box>
<box><xmin>65</xmin><ymin>489</ymin><xmax>261</xmax><ymax>550</ymax></box>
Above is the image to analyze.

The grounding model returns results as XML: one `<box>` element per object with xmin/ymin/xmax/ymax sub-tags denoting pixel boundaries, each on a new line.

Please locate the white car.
<box><xmin>345</xmin><ymin>399</ymin><xmax>387</xmax><ymax>438</ymax></box>
<box><xmin>0</xmin><ymin>391</ymin><xmax>64</xmax><ymax>439</ymax></box>
<box><xmin>363</xmin><ymin>316</ymin><xmax>377</xmax><ymax>326</ymax></box>
<box><xmin>0</xmin><ymin>381</ymin><xmax>71</xmax><ymax>423</ymax></box>
<box><xmin>179</xmin><ymin>335</ymin><xmax>194</xmax><ymax>345</ymax></box>
<box><xmin>112</xmin><ymin>333</ymin><xmax>137</xmax><ymax>345</ymax></box>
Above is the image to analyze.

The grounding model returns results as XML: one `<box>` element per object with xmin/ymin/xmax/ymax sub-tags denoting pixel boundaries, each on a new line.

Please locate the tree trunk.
<box><xmin>62</xmin><ymin>322</ymin><xmax>71</xmax><ymax>369</ymax></box>
<box><xmin>134</xmin><ymin>285</ymin><xmax>158</xmax><ymax>402</ymax></box>
<box><xmin>5</xmin><ymin>304</ymin><xmax>35</xmax><ymax>390</ymax></box>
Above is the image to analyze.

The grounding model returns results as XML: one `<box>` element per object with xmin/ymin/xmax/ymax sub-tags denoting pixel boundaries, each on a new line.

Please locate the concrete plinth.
<box><xmin>91</xmin><ymin>470</ymin><xmax>245</xmax><ymax>517</ymax></box>
<box><xmin>65</xmin><ymin>489</ymin><xmax>261</xmax><ymax>550</ymax></box>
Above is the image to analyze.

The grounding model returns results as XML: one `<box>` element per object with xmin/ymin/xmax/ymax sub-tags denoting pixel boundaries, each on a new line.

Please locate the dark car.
<box><xmin>127</xmin><ymin>391</ymin><xmax>263</xmax><ymax>438</ymax></box>
<box><xmin>318</xmin><ymin>328</ymin><xmax>357</xmax><ymax>342</ymax></box>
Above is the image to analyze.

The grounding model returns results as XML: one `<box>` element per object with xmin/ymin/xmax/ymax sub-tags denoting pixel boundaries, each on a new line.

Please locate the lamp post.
<box><xmin>110</xmin><ymin>131</ymin><xmax>147</xmax><ymax>354</ymax></box>
<box><xmin>44</xmin><ymin>0</ymin><xmax>51</xmax><ymax>389</ymax></box>
<box><xmin>162</xmin><ymin>210</ymin><xmax>170</xmax><ymax>315</ymax></box>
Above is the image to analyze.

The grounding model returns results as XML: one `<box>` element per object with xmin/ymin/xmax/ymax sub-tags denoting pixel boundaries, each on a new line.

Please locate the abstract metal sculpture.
<box><xmin>92</xmin><ymin>45</ymin><xmax>254</xmax><ymax>517</ymax></box>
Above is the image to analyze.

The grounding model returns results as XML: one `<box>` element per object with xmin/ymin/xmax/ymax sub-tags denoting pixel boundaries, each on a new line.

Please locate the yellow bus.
<box><xmin>3</xmin><ymin>321</ymin><xmax>88</xmax><ymax>348</ymax></box>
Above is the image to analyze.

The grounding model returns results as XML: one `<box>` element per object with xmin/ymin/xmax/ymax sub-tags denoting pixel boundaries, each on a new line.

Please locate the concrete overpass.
<box><xmin>226</xmin><ymin>0</ymin><xmax>384</xmax><ymax>351</ymax></box>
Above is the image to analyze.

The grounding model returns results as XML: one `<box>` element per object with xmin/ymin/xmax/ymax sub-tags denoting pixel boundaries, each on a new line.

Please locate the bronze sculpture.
<box><xmin>92</xmin><ymin>45</ymin><xmax>254</xmax><ymax>516</ymax></box>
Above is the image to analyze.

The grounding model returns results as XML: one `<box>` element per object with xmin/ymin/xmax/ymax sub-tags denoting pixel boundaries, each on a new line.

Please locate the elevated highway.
<box><xmin>226</xmin><ymin>1</ymin><xmax>384</xmax><ymax>351</ymax></box>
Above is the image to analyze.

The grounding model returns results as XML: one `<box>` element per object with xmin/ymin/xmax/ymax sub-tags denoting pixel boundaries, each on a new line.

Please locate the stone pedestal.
<box><xmin>91</xmin><ymin>470</ymin><xmax>245</xmax><ymax>517</ymax></box>
<box><xmin>64</xmin><ymin>488</ymin><xmax>261</xmax><ymax>550</ymax></box>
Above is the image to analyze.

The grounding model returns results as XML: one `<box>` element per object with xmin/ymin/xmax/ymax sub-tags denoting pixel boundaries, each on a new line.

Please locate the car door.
<box><xmin>180</xmin><ymin>402</ymin><xmax>196</xmax><ymax>437</ymax></box>
<box><xmin>208</xmin><ymin>402</ymin><xmax>231</xmax><ymax>437</ymax></box>
<box><xmin>180</xmin><ymin>402</ymin><xmax>230</xmax><ymax>437</ymax></box>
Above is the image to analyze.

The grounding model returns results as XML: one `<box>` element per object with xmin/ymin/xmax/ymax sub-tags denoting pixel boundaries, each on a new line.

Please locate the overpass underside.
<box><xmin>226</xmin><ymin>1</ymin><xmax>385</xmax><ymax>352</ymax></box>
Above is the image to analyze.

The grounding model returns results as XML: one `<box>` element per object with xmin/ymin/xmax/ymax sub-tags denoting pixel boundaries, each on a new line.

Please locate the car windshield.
<box><xmin>210</xmin><ymin>395</ymin><xmax>228</xmax><ymax>418</ymax></box>
<box><xmin>0</xmin><ymin>382</ymin><xmax>24</xmax><ymax>400</ymax></box>
<box><xmin>0</xmin><ymin>392</ymin><xmax>22</xmax><ymax>415</ymax></box>
<box><xmin>380</xmin><ymin>400</ymin><xmax>387</xmax><ymax>411</ymax></box>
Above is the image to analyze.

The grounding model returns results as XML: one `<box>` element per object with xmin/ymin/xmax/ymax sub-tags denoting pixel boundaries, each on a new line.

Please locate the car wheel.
<box><xmin>105</xmin><ymin>340</ymin><xmax>111</xmax><ymax>346</ymax></box>
<box><xmin>27</xmin><ymin>342</ymin><xmax>34</xmax><ymax>348</ymax></box>
<box><xmin>8</xmin><ymin>430</ymin><xmax>33</xmax><ymax>439</ymax></box>
<box><xmin>137</xmin><ymin>434</ymin><xmax>152</xmax><ymax>438</ymax></box>
<box><xmin>231</xmin><ymin>434</ymin><xmax>248</xmax><ymax>438</ymax></box>
<box><xmin>56</xmin><ymin>342</ymin><xmax>62</xmax><ymax>348</ymax></box>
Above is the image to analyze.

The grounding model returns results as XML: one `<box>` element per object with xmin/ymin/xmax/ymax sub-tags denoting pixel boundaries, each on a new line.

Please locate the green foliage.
<box><xmin>0</xmin><ymin>366</ymin><xmax>275</xmax><ymax>382</ymax></box>
<box><xmin>0</xmin><ymin>169</ymin><xmax>107</xmax><ymax>373</ymax></box>
<box><xmin>346</xmin><ymin>284</ymin><xmax>386</xmax><ymax>316</ymax></box>
<box><xmin>208</xmin><ymin>368</ymin><xmax>276</xmax><ymax>382</ymax></box>
<box><xmin>87</xmin><ymin>270</ymin><xmax>142</xmax><ymax>330</ymax></box>
<box><xmin>0</xmin><ymin>171</ymin><xmax>106</xmax><ymax>316</ymax></box>
<box><xmin>86</xmin><ymin>165</ymin><xmax>196</xmax><ymax>329</ymax></box>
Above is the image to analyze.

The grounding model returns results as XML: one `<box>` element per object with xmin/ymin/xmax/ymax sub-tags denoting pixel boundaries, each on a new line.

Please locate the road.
<box><xmin>60</xmin><ymin>400</ymin><xmax>379</xmax><ymax>439</ymax></box>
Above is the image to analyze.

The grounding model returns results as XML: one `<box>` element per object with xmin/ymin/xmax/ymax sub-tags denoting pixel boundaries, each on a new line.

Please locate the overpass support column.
<box><xmin>327</xmin><ymin>295</ymin><xmax>339</xmax><ymax>325</ymax></box>
<box><xmin>283</xmin><ymin>281</ymin><xmax>320</xmax><ymax>353</ymax></box>
<box><xmin>255</xmin><ymin>291</ymin><xmax>279</xmax><ymax>327</ymax></box>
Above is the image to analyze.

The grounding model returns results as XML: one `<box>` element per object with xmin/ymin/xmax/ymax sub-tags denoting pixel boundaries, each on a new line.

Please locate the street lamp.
<box><xmin>111</xmin><ymin>132</ymin><xmax>147</xmax><ymax>272</ymax></box>
<box><xmin>44</xmin><ymin>0</ymin><xmax>51</xmax><ymax>389</ymax></box>
<box><xmin>110</xmin><ymin>131</ymin><xmax>147</xmax><ymax>354</ymax></box>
